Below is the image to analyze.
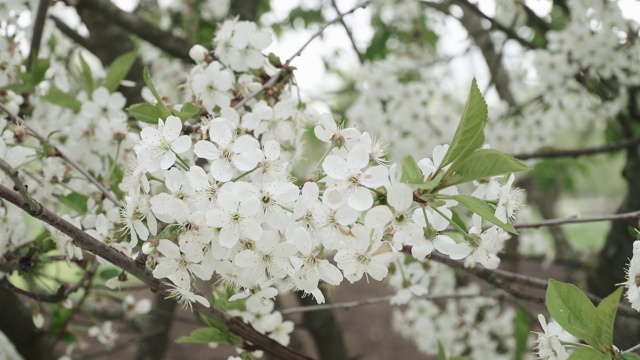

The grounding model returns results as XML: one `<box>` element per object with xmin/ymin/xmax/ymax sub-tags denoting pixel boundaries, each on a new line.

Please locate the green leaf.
<box><xmin>108</xmin><ymin>156</ymin><xmax>125</xmax><ymax>201</ymax></box>
<box><xmin>104</xmin><ymin>51</ymin><xmax>137</xmax><ymax>93</ymax></box>
<box><xmin>514</xmin><ymin>307</ymin><xmax>530</xmax><ymax>360</ymax></box>
<box><xmin>442</xmin><ymin>149</ymin><xmax>529</xmax><ymax>187</ymax></box>
<box><xmin>58</xmin><ymin>192</ymin><xmax>89</xmax><ymax>214</ymax></box>
<box><xmin>49</xmin><ymin>304</ymin><xmax>72</xmax><ymax>335</ymax></box>
<box><xmin>568</xmin><ymin>347</ymin><xmax>611</xmax><ymax>360</ymax></box>
<box><xmin>127</xmin><ymin>103</ymin><xmax>162</xmax><ymax>124</ymax></box>
<box><xmin>439</xmin><ymin>78</ymin><xmax>487</xmax><ymax>169</ymax></box>
<box><xmin>619</xmin><ymin>353</ymin><xmax>640</xmax><ymax>360</ymax></box>
<box><xmin>437</xmin><ymin>341</ymin><xmax>446</xmax><ymax>360</ymax></box>
<box><xmin>172</xmin><ymin>102</ymin><xmax>200</xmax><ymax>122</ymax></box>
<box><xmin>143</xmin><ymin>67</ymin><xmax>171</xmax><ymax>119</ymax></box>
<box><xmin>30</xmin><ymin>58</ymin><xmax>50</xmax><ymax>85</ymax></box>
<box><xmin>98</xmin><ymin>268</ymin><xmax>121</xmax><ymax>281</ymax></box>
<box><xmin>175</xmin><ymin>327</ymin><xmax>229</xmax><ymax>344</ymax></box>
<box><xmin>594</xmin><ymin>287</ymin><xmax>623</xmax><ymax>350</ymax></box>
<box><xmin>79</xmin><ymin>54</ymin><xmax>94</xmax><ymax>95</ymax></box>
<box><xmin>452</xmin><ymin>194</ymin><xmax>518</xmax><ymax>234</ymax></box>
<box><xmin>41</xmin><ymin>87</ymin><xmax>82</xmax><ymax>113</ymax></box>
<box><xmin>401</xmin><ymin>156</ymin><xmax>423</xmax><ymax>184</ymax></box>
<box><xmin>2</xmin><ymin>82</ymin><xmax>34</xmax><ymax>93</ymax></box>
<box><xmin>546</xmin><ymin>279</ymin><xmax>601</xmax><ymax>348</ymax></box>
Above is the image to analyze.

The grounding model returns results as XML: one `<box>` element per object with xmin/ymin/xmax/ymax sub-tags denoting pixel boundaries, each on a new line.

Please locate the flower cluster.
<box><xmin>0</xmin><ymin>6</ymin><xmax>530</xmax><ymax>357</ymax></box>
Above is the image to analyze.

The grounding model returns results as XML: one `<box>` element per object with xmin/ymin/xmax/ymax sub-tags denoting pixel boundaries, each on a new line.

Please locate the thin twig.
<box><xmin>514</xmin><ymin>210</ymin><xmax>640</xmax><ymax>229</ymax></box>
<box><xmin>281</xmin><ymin>292</ymin><xmax>496</xmax><ymax>314</ymax></box>
<box><xmin>0</xmin><ymin>158</ymin><xmax>42</xmax><ymax>215</ymax></box>
<box><xmin>50</xmin><ymin>15</ymin><xmax>92</xmax><ymax>51</ymax></box>
<box><xmin>426</xmin><ymin>252</ymin><xmax>640</xmax><ymax>319</ymax></box>
<box><xmin>453</xmin><ymin>0</ymin><xmax>539</xmax><ymax>49</ymax></box>
<box><xmin>623</xmin><ymin>342</ymin><xmax>640</xmax><ymax>354</ymax></box>
<box><xmin>330</xmin><ymin>0</ymin><xmax>365</xmax><ymax>64</ymax></box>
<box><xmin>0</xmin><ymin>103</ymin><xmax>119</xmax><ymax>205</ymax></box>
<box><xmin>0</xmin><ymin>260</ymin><xmax>98</xmax><ymax>304</ymax></box>
<box><xmin>233</xmin><ymin>0</ymin><xmax>372</xmax><ymax>110</ymax></box>
<box><xmin>514</xmin><ymin>136</ymin><xmax>640</xmax><ymax>160</ymax></box>
<box><xmin>26</xmin><ymin>0</ymin><xmax>51</xmax><ymax>71</ymax></box>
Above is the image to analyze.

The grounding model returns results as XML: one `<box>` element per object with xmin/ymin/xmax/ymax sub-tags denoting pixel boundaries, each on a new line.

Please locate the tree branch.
<box><xmin>0</xmin><ymin>183</ymin><xmax>311</xmax><ymax>360</ymax></box>
<box><xmin>513</xmin><ymin>210</ymin><xmax>640</xmax><ymax>229</ymax></box>
<box><xmin>514</xmin><ymin>136</ymin><xmax>640</xmax><ymax>160</ymax></box>
<box><xmin>282</xmin><ymin>292</ymin><xmax>496</xmax><ymax>314</ymax></box>
<box><xmin>233</xmin><ymin>0</ymin><xmax>373</xmax><ymax>110</ymax></box>
<box><xmin>426</xmin><ymin>252</ymin><xmax>640</xmax><ymax>319</ymax></box>
<box><xmin>26</xmin><ymin>0</ymin><xmax>50</xmax><ymax>71</ymax></box>
<box><xmin>74</xmin><ymin>0</ymin><xmax>195</xmax><ymax>61</ymax></box>
<box><xmin>330</xmin><ymin>0</ymin><xmax>365</xmax><ymax>64</ymax></box>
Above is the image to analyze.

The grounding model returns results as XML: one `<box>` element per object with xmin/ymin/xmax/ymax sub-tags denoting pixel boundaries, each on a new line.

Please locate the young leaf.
<box><xmin>451</xmin><ymin>194</ymin><xmax>518</xmax><ymax>234</ymax></box>
<box><xmin>401</xmin><ymin>155</ymin><xmax>423</xmax><ymax>184</ymax></box>
<box><xmin>41</xmin><ymin>87</ymin><xmax>82</xmax><ymax>113</ymax></box>
<box><xmin>105</xmin><ymin>51</ymin><xmax>137</xmax><ymax>93</ymax></box>
<box><xmin>546</xmin><ymin>279</ymin><xmax>602</xmax><ymax>349</ymax></box>
<box><xmin>442</xmin><ymin>149</ymin><xmax>529</xmax><ymax>187</ymax></box>
<box><xmin>58</xmin><ymin>192</ymin><xmax>89</xmax><ymax>214</ymax></box>
<box><xmin>172</xmin><ymin>102</ymin><xmax>200</xmax><ymax>122</ymax></box>
<box><xmin>143</xmin><ymin>67</ymin><xmax>171</xmax><ymax>119</ymax></box>
<box><xmin>175</xmin><ymin>327</ymin><xmax>229</xmax><ymax>344</ymax></box>
<box><xmin>108</xmin><ymin>156</ymin><xmax>125</xmax><ymax>201</ymax></box>
<box><xmin>30</xmin><ymin>58</ymin><xmax>50</xmax><ymax>85</ymax></box>
<box><xmin>619</xmin><ymin>354</ymin><xmax>640</xmax><ymax>360</ymax></box>
<box><xmin>594</xmin><ymin>287</ymin><xmax>623</xmax><ymax>350</ymax></box>
<box><xmin>127</xmin><ymin>103</ymin><xmax>162</xmax><ymax>124</ymax></box>
<box><xmin>98</xmin><ymin>268</ymin><xmax>121</xmax><ymax>281</ymax></box>
<box><xmin>79</xmin><ymin>54</ymin><xmax>94</xmax><ymax>95</ymax></box>
<box><xmin>437</xmin><ymin>341</ymin><xmax>446</xmax><ymax>360</ymax></box>
<box><xmin>567</xmin><ymin>347</ymin><xmax>611</xmax><ymax>360</ymax></box>
<box><xmin>438</xmin><ymin>78</ymin><xmax>487</xmax><ymax>169</ymax></box>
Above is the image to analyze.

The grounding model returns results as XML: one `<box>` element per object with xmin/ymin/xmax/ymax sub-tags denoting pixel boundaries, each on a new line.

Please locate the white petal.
<box><xmin>387</xmin><ymin>183</ymin><xmax>413</xmax><ymax>211</ymax></box>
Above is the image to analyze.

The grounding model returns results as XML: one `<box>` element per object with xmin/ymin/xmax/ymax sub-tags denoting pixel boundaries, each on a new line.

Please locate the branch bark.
<box><xmin>0</xmin><ymin>183</ymin><xmax>311</xmax><ymax>360</ymax></box>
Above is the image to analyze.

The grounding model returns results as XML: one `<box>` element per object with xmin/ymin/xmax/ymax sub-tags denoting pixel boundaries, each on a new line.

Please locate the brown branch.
<box><xmin>0</xmin><ymin>183</ymin><xmax>311</xmax><ymax>360</ymax></box>
<box><xmin>26</xmin><ymin>0</ymin><xmax>51</xmax><ymax>71</ymax></box>
<box><xmin>514</xmin><ymin>136</ymin><xmax>640</xmax><ymax>160</ymax></box>
<box><xmin>233</xmin><ymin>0</ymin><xmax>373</xmax><ymax>110</ymax></box>
<box><xmin>0</xmin><ymin>158</ymin><xmax>42</xmax><ymax>215</ymax></box>
<box><xmin>282</xmin><ymin>292</ymin><xmax>496</xmax><ymax>314</ymax></box>
<box><xmin>74</xmin><ymin>0</ymin><xmax>195</xmax><ymax>61</ymax></box>
<box><xmin>426</xmin><ymin>252</ymin><xmax>640</xmax><ymax>319</ymax></box>
<box><xmin>452</xmin><ymin>0</ymin><xmax>540</xmax><ymax>49</ymax></box>
<box><xmin>330</xmin><ymin>0</ymin><xmax>365</xmax><ymax>64</ymax></box>
<box><xmin>514</xmin><ymin>210</ymin><xmax>640</xmax><ymax>229</ymax></box>
<box><xmin>49</xmin><ymin>15</ymin><xmax>92</xmax><ymax>52</ymax></box>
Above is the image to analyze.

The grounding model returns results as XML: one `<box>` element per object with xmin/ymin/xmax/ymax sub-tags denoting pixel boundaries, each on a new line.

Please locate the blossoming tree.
<box><xmin>1</xmin><ymin>0</ymin><xmax>640</xmax><ymax>359</ymax></box>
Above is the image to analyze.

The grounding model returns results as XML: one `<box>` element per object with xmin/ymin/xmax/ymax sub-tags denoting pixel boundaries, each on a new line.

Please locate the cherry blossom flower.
<box><xmin>621</xmin><ymin>240</ymin><xmax>640</xmax><ymax>311</ymax></box>
<box><xmin>322</xmin><ymin>144</ymin><xmax>389</xmax><ymax>211</ymax></box>
<box><xmin>193</xmin><ymin>119</ymin><xmax>262</xmax><ymax>182</ymax></box>
<box><xmin>408</xmin><ymin>207</ymin><xmax>457</xmax><ymax>259</ymax></box>
<box><xmin>205</xmin><ymin>188</ymin><xmax>262</xmax><ymax>248</ymax></box>
<box><xmin>152</xmin><ymin>239</ymin><xmax>211</xmax><ymax>289</ymax></box>
<box><xmin>534</xmin><ymin>314</ymin><xmax>572</xmax><ymax>360</ymax></box>
<box><xmin>235</xmin><ymin>230</ymin><xmax>296</xmax><ymax>279</ymax></box>
<box><xmin>88</xmin><ymin>321</ymin><xmax>118</xmax><ymax>349</ymax></box>
<box><xmin>365</xmin><ymin>182</ymin><xmax>422</xmax><ymax>249</ymax></box>
<box><xmin>136</xmin><ymin>115</ymin><xmax>192</xmax><ymax>172</ymax></box>
<box><xmin>334</xmin><ymin>224</ymin><xmax>397</xmax><ymax>282</ymax></box>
